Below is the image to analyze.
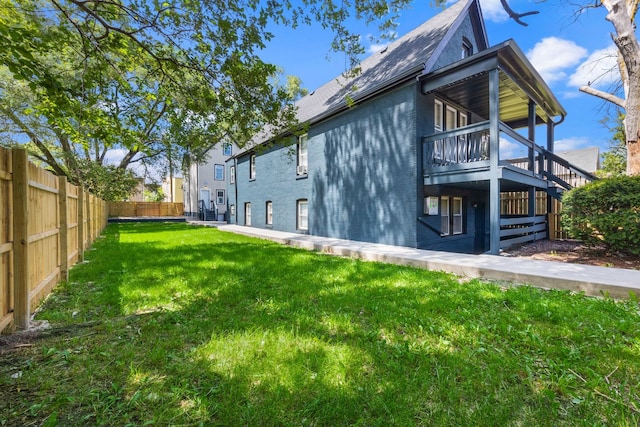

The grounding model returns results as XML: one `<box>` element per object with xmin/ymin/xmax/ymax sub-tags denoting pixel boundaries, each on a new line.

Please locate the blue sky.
<box><xmin>260</xmin><ymin>0</ymin><xmax>623</xmax><ymax>156</ymax></box>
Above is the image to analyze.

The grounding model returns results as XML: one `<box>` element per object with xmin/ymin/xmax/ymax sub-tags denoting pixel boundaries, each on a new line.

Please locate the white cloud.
<box><xmin>499</xmin><ymin>136</ymin><xmax>525</xmax><ymax>159</ymax></box>
<box><xmin>526</xmin><ymin>37</ymin><xmax>587</xmax><ymax>84</ymax></box>
<box><xmin>568</xmin><ymin>45</ymin><xmax>619</xmax><ymax>88</ymax></box>
<box><xmin>478</xmin><ymin>0</ymin><xmax>510</xmax><ymax>22</ymax></box>
<box><xmin>449</xmin><ymin>0</ymin><xmax>508</xmax><ymax>22</ymax></box>
<box><xmin>554</xmin><ymin>136</ymin><xmax>591</xmax><ymax>152</ymax></box>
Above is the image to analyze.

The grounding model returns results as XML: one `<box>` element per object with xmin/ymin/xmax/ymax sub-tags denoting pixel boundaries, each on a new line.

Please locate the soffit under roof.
<box><xmin>421</xmin><ymin>40</ymin><xmax>566</xmax><ymax>128</ymax></box>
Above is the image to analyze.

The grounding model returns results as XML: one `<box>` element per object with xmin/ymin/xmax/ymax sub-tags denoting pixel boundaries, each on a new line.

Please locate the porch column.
<box><xmin>528</xmin><ymin>100</ymin><xmax>536</xmax><ymax>172</ymax></box>
<box><xmin>546</xmin><ymin>121</ymin><xmax>556</xmax><ymax>240</ymax></box>
<box><xmin>527</xmin><ymin>100</ymin><xmax>536</xmax><ymax>219</ymax></box>
<box><xmin>489</xmin><ymin>68</ymin><xmax>501</xmax><ymax>255</ymax></box>
<box><xmin>546</xmin><ymin>120</ymin><xmax>555</xmax><ymax>176</ymax></box>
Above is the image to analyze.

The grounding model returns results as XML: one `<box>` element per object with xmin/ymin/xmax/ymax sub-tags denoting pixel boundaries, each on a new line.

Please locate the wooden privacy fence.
<box><xmin>108</xmin><ymin>201</ymin><xmax>184</xmax><ymax>217</ymax></box>
<box><xmin>0</xmin><ymin>147</ymin><xmax>107</xmax><ymax>332</ymax></box>
<box><xmin>500</xmin><ymin>191</ymin><xmax>566</xmax><ymax>240</ymax></box>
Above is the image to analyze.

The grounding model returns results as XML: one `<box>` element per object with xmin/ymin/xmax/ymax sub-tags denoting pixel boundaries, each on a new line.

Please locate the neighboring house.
<box><xmin>127</xmin><ymin>178</ymin><xmax>145</xmax><ymax>202</ymax></box>
<box><xmin>226</xmin><ymin>0</ymin><xmax>596</xmax><ymax>255</ymax></box>
<box><xmin>556</xmin><ymin>147</ymin><xmax>600</xmax><ymax>186</ymax></box>
<box><xmin>184</xmin><ymin>142</ymin><xmax>235</xmax><ymax>220</ymax></box>
<box><xmin>161</xmin><ymin>177</ymin><xmax>184</xmax><ymax>203</ymax></box>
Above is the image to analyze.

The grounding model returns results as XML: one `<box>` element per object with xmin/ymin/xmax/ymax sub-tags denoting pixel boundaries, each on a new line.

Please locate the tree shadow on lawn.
<box><xmin>13</xmin><ymin>223</ymin><xmax>640</xmax><ymax>425</ymax></box>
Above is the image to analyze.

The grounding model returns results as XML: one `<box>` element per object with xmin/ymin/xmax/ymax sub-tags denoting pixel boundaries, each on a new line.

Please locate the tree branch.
<box><xmin>0</xmin><ymin>107</ymin><xmax>68</xmax><ymax>177</ymax></box>
<box><xmin>500</xmin><ymin>0</ymin><xmax>539</xmax><ymax>26</ymax></box>
<box><xmin>579</xmin><ymin>85</ymin><xmax>627</xmax><ymax>108</ymax></box>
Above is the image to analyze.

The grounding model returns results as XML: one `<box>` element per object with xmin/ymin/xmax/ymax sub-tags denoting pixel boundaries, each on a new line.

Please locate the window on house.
<box><xmin>445</xmin><ymin>105</ymin><xmax>457</xmax><ymax>131</ymax></box>
<box><xmin>440</xmin><ymin>197</ymin><xmax>450</xmax><ymax>236</ymax></box>
<box><xmin>452</xmin><ymin>197</ymin><xmax>463</xmax><ymax>234</ymax></box>
<box><xmin>216</xmin><ymin>190</ymin><xmax>225</xmax><ymax>205</ymax></box>
<box><xmin>439</xmin><ymin>196</ymin><xmax>464</xmax><ymax>236</ymax></box>
<box><xmin>434</xmin><ymin>99</ymin><xmax>443</xmax><ymax>132</ymax></box>
<box><xmin>266</xmin><ymin>201</ymin><xmax>273</xmax><ymax>225</ymax></box>
<box><xmin>230</xmin><ymin>204</ymin><xmax>235</xmax><ymax>216</ymax></box>
<box><xmin>245</xmin><ymin>202</ymin><xmax>251</xmax><ymax>225</ymax></box>
<box><xmin>458</xmin><ymin>112</ymin><xmax>468</xmax><ymax>161</ymax></box>
<box><xmin>249</xmin><ymin>154</ymin><xmax>256</xmax><ymax>180</ymax></box>
<box><xmin>230</xmin><ymin>166</ymin><xmax>235</xmax><ymax>184</ymax></box>
<box><xmin>223</xmin><ymin>143</ymin><xmax>232</xmax><ymax>156</ymax></box>
<box><xmin>424</xmin><ymin>196</ymin><xmax>439</xmax><ymax>216</ymax></box>
<box><xmin>297</xmin><ymin>199</ymin><xmax>308</xmax><ymax>231</ymax></box>
<box><xmin>462</xmin><ymin>38</ymin><xmax>473</xmax><ymax>59</ymax></box>
<box><xmin>214</xmin><ymin>164</ymin><xmax>224</xmax><ymax>181</ymax></box>
<box><xmin>297</xmin><ymin>134</ymin><xmax>308</xmax><ymax>175</ymax></box>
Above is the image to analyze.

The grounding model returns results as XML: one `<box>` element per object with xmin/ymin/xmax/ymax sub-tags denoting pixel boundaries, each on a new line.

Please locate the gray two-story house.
<box><xmin>226</xmin><ymin>0</ymin><xmax>596</xmax><ymax>255</ymax></box>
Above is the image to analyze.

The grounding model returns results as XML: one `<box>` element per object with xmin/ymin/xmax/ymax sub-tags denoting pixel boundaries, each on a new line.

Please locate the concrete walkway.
<box><xmin>188</xmin><ymin>221</ymin><xmax>640</xmax><ymax>299</ymax></box>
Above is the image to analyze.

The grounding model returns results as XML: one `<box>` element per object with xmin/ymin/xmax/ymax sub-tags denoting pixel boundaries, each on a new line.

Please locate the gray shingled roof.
<box><xmin>238</xmin><ymin>0</ymin><xmax>475</xmax><ymax>154</ymax></box>
<box><xmin>294</xmin><ymin>0</ymin><xmax>472</xmax><ymax>125</ymax></box>
<box><xmin>556</xmin><ymin>147</ymin><xmax>600</xmax><ymax>173</ymax></box>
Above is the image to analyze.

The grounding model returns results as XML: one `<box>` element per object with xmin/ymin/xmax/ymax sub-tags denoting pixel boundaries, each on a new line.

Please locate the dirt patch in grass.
<box><xmin>501</xmin><ymin>239</ymin><xmax>640</xmax><ymax>270</ymax></box>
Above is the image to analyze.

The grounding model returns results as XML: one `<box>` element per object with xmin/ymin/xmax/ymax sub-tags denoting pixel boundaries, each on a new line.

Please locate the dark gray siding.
<box><xmin>233</xmin><ymin>141</ymin><xmax>311</xmax><ymax>231</ymax></box>
<box><xmin>431</xmin><ymin>14</ymin><xmax>481</xmax><ymax>71</ymax></box>
<box><xmin>231</xmin><ymin>83</ymin><xmax>418</xmax><ymax>247</ymax></box>
<box><xmin>311</xmin><ymin>83</ymin><xmax>418</xmax><ymax>247</ymax></box>
<box><xmin>417</xmin><ymin>186</ymin><xmax>489</xmax><ymax>254</ymax></box>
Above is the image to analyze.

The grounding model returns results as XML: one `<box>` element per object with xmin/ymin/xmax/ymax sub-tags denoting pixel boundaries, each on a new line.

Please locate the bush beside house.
<box><xmin>561</xmin><ymin>176</ymin><xmax>640</xmax><ymax>255</ymax></box>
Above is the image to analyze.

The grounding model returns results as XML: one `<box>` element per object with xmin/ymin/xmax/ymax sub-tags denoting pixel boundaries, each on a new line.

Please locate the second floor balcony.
<box><xmin>419</xmin><ymin>40</ymin><xmax>595</xmax><ymax>193</ymax></box>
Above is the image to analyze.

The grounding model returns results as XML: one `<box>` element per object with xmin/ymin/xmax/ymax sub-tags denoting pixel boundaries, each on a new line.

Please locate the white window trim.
<box><xmin>434</xmin><ymin>99</ymin><xmax>443</xmax><ymax>133</ymax></box>
<box><xmin>297</xmin><ymin>199</ymin><xmax>308</xmax><ymax>231</ymax></box>
<box><xmin>452</xmin><ymin>197</ymin><xmax>463</xmax><ymax>235</ymax></box>
<box><xmin>245</xmin><ymin>202</ymin><xmax>251</xmax><ymax>226</ymax></box>
<box><xmin>440</xmin><ymin>197</ymin><xmax>450</xmax><ymax>236</ymax></box>
<box><xmin>230</xmin><ymin>166</ymin><xmax>235</xmax><ymax>184</ymax></box>
<box><xmin>249</xmin><ymin>154</ymin><xmax>256</xmax><ymax>180</ymax></box>
<box><xmin>214</xmin><ymin>164</ymin><xmax>224</xmax><ymax>181</ymax></box>
<box><xmin>445</xmin><ymin>105</ymin><xmax>457</xmax><ymax>131</ymax></box>
<box><xmin>266</xmin><ymin>201</ymin><xmax>273</xmax><ymax>225</ymax></box>
<box><xmin>216</xmin><ymin>190</ymin><xmax>225</xmax><ymax>205</ymax></box>
<box><xmin>297</xmin><ymin>134</ymin><xmax>308</xmax><ymax>175</ymax></box>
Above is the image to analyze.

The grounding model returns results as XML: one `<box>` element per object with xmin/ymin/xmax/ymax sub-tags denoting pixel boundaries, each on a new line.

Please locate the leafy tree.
<box><xmin>74</xmin><ymin>159</ymin><xmax>139</xmax><ymax>202</ymax></box>
<box><xmin>143</xmin><ymin>185</ymin><xmax>165</xmax><ymax>203</ymax></box>
<box><xmin>0</xmin><ymin>0</ymin><xmax>414</xmax><ymax>198</ymax></box>
<box><xmin>597</xmin><ymin>111</ymin><xmax>628</xmax><ymax>177</ymax></box>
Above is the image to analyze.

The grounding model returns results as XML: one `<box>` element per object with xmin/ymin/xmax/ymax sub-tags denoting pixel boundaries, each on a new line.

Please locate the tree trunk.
<box><xmin>602</xmin><ymin>0</ymin><xmax>640</xmax><ymax>175</ymax></box>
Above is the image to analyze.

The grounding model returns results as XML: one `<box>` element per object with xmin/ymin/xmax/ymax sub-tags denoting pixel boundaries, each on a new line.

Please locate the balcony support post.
<box><xmin>489</xmin><ymin>68</ymin><xmax>501</xmax><ymax>255</ymax></box>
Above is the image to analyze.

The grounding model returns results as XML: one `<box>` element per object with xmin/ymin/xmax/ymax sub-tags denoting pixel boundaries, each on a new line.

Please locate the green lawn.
<box><xmin>1</xmin><ymin>222</ymin><xmax>639</xmax><ymax>426</ymax></box>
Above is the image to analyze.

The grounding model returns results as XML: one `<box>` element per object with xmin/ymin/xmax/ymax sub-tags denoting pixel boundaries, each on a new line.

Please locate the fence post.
<box><xmin>12</xmin><ymin>148</ymin><xmax>29</xmax><ymax>330</ymax></box>
<box><xmin>86</xmin><ymin>193</ymin><xmax>92</xmax><ymax>247</ymax></box>
<box><xmin>77</xmin><ymin>188</ymin><xmax>85</xmax><ymax>262</ymax></box>
<box><xmin>58</xmin><ymin>175</ymin><xmax>69</xmax><ymax>281</ymax></box>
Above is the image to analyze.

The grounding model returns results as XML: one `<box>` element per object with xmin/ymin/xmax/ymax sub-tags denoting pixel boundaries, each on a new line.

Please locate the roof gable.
<box><xmin>295</xmin><ymin>0</ymin><xmax>481</xmax><ymax>126</ymax></box>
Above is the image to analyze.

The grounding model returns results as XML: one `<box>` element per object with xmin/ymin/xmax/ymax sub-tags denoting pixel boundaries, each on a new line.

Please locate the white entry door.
<box><xmin>199</xmin><ymin>189</ymin><xmax>211</xmax><ymax>210</ymax></box>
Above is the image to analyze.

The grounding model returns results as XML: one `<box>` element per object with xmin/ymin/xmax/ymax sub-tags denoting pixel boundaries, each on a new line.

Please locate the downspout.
<box><xmin>548</xmin><ymin>114</ymin><xmax>566</xmax><ymax>154</ymax></box>
<box><xmin>196</xmin><ymin>161</ymin><xmax>199</xmax><ymax>217</ymax></box>
<box><xmin>233</xmin><ymin>157</ymin><xmax>238</xmax><ymax>225</ymax></box>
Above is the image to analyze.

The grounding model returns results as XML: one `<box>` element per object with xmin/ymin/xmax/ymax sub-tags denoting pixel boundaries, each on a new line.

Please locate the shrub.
<box><xmin>561</xmin><ymin>175</ymin><xmax>640</xmax><ymax>255</ymax></box>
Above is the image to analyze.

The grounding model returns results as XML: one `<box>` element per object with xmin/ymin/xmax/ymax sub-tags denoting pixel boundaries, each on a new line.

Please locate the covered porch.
<box><xmin>419</xmin><ymin>40</ymin><xmax>594</xmax><ymax>254</ymax></box>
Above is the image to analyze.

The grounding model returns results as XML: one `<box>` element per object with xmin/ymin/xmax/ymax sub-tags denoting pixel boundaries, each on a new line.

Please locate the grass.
<box><xmin>1</xmin><ymin>222</ymin><xmax>639</xmax><ymax>426</ymax></box>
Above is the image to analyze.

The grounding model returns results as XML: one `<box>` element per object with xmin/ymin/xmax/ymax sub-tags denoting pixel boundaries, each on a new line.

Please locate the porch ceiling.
<box><xmin>421</xmin><ymin>40</ymin><xmax>566</xmax><ymax>129</ymax></box>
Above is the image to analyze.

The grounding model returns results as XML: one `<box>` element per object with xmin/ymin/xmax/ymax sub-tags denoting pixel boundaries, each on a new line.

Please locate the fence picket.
<box><xmin>0</xmin><ymin>147</ymin><xmax>107</xmax><ymax>333</ymax></box>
